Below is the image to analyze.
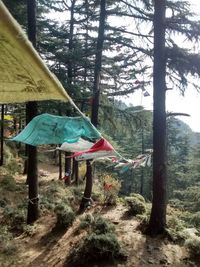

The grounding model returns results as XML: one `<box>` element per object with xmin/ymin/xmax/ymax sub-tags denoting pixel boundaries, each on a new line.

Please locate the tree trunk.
<box><xmin>26</xmin><ymin>0</ymin><xmax>39</xmax><ymax>224</ymax></box>
<box><xmin>79</xmin><ymin>0</ymin><xmax>106</xmax><ymax>212</ymax></box>
<box><xmin>91</xmin><ymin>0</ymin><xmax>106</xmax><ymax>126</ymax></box>
<box><xmin>79</xmin><ymin>160</ymin><xmax>92</xmax><ymax>212</ymax></box>
<box><xmin>64</xmin><ymin>0</ymin><xmax>76</xmax><ymax>182</ymax></box>
<box><xmin>140</xmin><ymin>126</ymin><xmax>144</xmax><ymax>195</ymax></box>
<box><xmin>0</xmin><ymin>104</ymin><xmax>4</xmax><ymax>166</ymax></box>
<box><xmin>58</xmin><ymin>108</ymin><xmax>62</xmax><ymax>180</ymax></box>
<box><xmin>147</xmin><ymin>0</ymin><xmax>167</xmax><ymax>236</ymax></box>
<box><xmin>64</xmin><ymin>152</ymin><xmax>72</xmax><ymax>185</ymax></box>
<box><xmin>74</xmin><ymin>159</ymin><xmax>79</xmax><ymax>185</ymax></box>
<box><xmin>58</xmin><ymin>150</ymin><xmax>62</xmax><ymax>180</ymax></box>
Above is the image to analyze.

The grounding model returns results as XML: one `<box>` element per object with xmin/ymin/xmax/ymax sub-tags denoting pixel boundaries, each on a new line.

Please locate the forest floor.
<box><xmin>0</xmin><ymin>162</ymin><xmax>199</xmax><ymax>267</ymax></box>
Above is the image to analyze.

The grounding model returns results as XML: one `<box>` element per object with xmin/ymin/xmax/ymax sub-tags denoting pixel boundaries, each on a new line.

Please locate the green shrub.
<box><xmin>2</xmin><ymin>243</ymin><xmax>17</xmax><ymax>255</ymax></box>
<box><xmin>67</xmin><ymin>215</ymin><xmax>126</xmax><ymax>266</ymax></box>
<box><xmin>0</xmin><ymin>198</ymin><xmax>7</xmax><ymax>208</ymax></box>
<box><xmin>79</xmin><ymin>214</ymin><xmax>94</xmax><ymax>230</ymax></box>
<box><xmin>166</xmin><ymin>215</ymin><xmax>187</xmax><ymax>242</ymax></box>
<box><xmin>91</xmin><ymin>186</ymin><xmax>103</xmax><ymax>202</ymax></box>
<box><xmin>189</xmin><ymin>212</ymin><xmax>200</xmax><ymax>230</ymax></box>
<box><xmin>72</xmin><ymin>186</ymin><xmax>84</xmax><ymax>200</ymax></box>
<box><xmin>3</xmin><ymin>206</ymin><xmax>26</xmax><ymax>233</ymax></box>
<box><xmin>169</xmin><ymin>198</ymin><xmax>184</xmax><ymax>209</ymax></box>
<box><xmin>40</xmin><ymin>196</ymin><xmax>55</xmax><ymax>213</ymax></box>
<box><xmin>69</xmin><ymin>233</ymin><xmax>122</xmax><ymax>266</ymax></box>
<box><xmin>0</xmin><ymin>176</ymin><xmax>16</xmax><ymax>191</ymax></box>
<box><xmin>130</xmin><ymin>193</ymin><xmax>145</xmax><ymax>203</ymax></box>
<box><xmin>93</xmin><ymin>216</ymin><xmax>115</xmax><ymax>234</ymax></box>
<box><xmin>101</xmin><ymin>174</ymin><xmax>121</xmax><ymax>206</ymax></box>
<box><xmin>54</xmin><ymin>203</ymin><xmax>75</xmax><ymax>230</ymax></box>
<box><xmin>185</xmin><ymin>236</ymin><xmax>200</xmax><ymax>257</ymax></box>
<box><xmin>83</xmin><ymin>233</ymin><xmax>121</xmax><ymax>260</ymax></box>
<box><xmin>125</xmin><ymin>195</ymin><xmax>146</xmax><ymax>216</ymax></box>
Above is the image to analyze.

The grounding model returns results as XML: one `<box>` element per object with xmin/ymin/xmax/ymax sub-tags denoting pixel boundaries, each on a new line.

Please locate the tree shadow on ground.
<box><xmin>27</xmin><ymin>227</ymin><xmax>67</xmax><ymax>267</ymax></box>
<box><xmin>120</xmin><ymin>210</ymin><xmax>134</xmax><ymax>220</ymax></box>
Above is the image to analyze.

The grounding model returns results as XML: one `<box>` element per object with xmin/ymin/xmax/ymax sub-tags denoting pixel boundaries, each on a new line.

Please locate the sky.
<box><xmin>125</xmin><ymin>87</ymin><xmax>200</xmax><ymax>132</ymax></box>
<box><xmin>49</xmin><ymin>0</ymin><xmax>200</xmax><ymax>132</ymax></box>
<box><xmin>125</xmin><ymin>0</ymin><xmax>200</xmax><ymax>133</ymax></box>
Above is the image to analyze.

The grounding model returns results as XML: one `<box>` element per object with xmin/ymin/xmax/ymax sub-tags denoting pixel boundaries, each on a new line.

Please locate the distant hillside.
<box><xmin>169</xmin><ymin>117</ymin><xmax>200</xmax><ymax>146</ymax></box>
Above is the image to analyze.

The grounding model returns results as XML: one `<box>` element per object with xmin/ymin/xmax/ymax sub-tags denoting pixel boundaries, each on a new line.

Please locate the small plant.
<box><xmin>23</xmin><ymin>225</ymin><xmax>38</xmax><ymax>237</ymax></box>
<box><xmin>188</xmin><ymin>212</ymin><xmax>200</xmax><ymax>230</ymax></box>
<box><xmin>0</xmin><ymin>198</ymin><xmax>7</xmax><ymax>208</ymax></box>
<box><xmin>3</xmin><ymin>206</ymin><xmax>26</xmax><ymax>233</ymax></box>
<box><xmin>125</xmin><ymin>194</ymin><xmax>146</xmax><ymax>216</ymax></box>
<box><xmin>72</xmin><ymin>186</ymin><xmax>84</xmax><ymax>200</ymax></box>
<box><xmin>67</xmin><ymin>215</ymin><xmax>126</xmax><ymax>266</ymax></box>
<box><xmin>93</xmin><ymin>216</ymin><xmax>115</xmax><ymax>234</ymax></box>
<box><xmin>0</xmin><ymin>176</ymin><xmax>16</xmax><ymax>191</ymax></box>
<box><xmin>185</xmin><ymin>236</ymin><xmax>200</xmax><ymax>258</ymax></box>
<box><xmin>166</xmin><ymin>215</ymin><xmax>188</xmax><ymax>242</ymax></box>
<box><xmin>79</xmin><ymin>213</ymin><xmax>94</xmax><ymax>230</ymax></box>
<box><xmin>130</xmin><ymin>193</ymin><xmax>145</xmax><ymax>203</ymax></box>
<box><xmin>54</xmin><ymin>203</ymin><xmax>75</xmax><ymax>230</ymax></box>
<box><xmin>2</xmin><ymin>243</ymin><xmax>17</xmax><ymax>256</ymax></box>
<box><xmin>82</xmin><ymin>232</ymin><xmax>121</xmax><ymax>260</ymax></box>
<box><xmin>40</xmin><ymin>196</ymin><xmax>55</xmax><ymax>213</ymax></box>
<box><xmin>68</xmin><ymin>232</ymin><xmax>122</xmax><ymax>266</ymax></box>
<box><xmin>101</xmin><ymin>173</ymin><xmax>121</xmax><ymax>206</ymax></box>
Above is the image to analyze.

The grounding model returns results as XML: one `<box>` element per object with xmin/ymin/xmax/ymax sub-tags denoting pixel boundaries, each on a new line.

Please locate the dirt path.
<box><xmin>12</xmin><ymin>205</ymin><xmax>190</xmax><ymax>267</ymax></box>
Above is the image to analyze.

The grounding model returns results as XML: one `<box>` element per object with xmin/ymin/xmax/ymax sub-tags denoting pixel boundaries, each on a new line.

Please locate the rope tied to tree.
<box><xmin>28</xmin><ymin>195</ymin><xmax>39</xmax><ymax>205</ymax></box>
<box><xmin>82</xmin><ymin>196</ymin><xmax>92</xmax><ymax>200</ymax></box>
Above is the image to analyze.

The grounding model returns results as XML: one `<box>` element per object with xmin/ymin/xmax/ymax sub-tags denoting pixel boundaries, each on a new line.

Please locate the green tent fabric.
<box><xmin>12</xmin><ymin>113</ymin><xmax>101</xmax><ymax>146</ymax></box>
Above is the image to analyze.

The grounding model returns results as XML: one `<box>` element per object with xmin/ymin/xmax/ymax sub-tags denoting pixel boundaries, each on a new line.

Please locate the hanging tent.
<box><xmin>0</xmin><ymin>1</ymin><xmax>74</xmax><ymax>104</ymax></box>
<box><xmin>58</xmin><ymin>138</ymin><xmax>94</xmax><ymax>152</ymax></box>
<box><xmin>12</xmin><ymin>113</ymin><xmax>101</xmax><ymax>145</ymax></box>
<box><xmin>73</xmin><ymin>138</ymin><xmax>117</xmax><ymax>161</ymax></box>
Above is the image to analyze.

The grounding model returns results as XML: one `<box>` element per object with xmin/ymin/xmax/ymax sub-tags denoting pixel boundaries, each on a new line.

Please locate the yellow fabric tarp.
<box><xmin>0</xmin><ymin>1</ymin><xmax>71</xmax><ymax>104</ymax></box>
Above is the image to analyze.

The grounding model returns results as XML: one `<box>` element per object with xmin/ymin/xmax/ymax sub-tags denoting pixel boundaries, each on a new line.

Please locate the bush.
<box><xmin>130</xmin><ymin>193</ymin><xmax>145</xmax><ymax>203</ymax></box>
<box><xmin>93</xmin><ymin>216</ymin><xmax>115</xmax><ymax>234</ymax></box>
<box><xmin>69</xmin><ymin>233</ymin><xmax>122</xmax><ymax>266</ymax></box>
<box><xmin>3</xmin><ymin>206</ymin><xmax>26</xmax><ymax>233</ymax></box>
<box><xmin>83</xmin><ymin>233</ymin><xmax>121</xmax><ymax>260</ymax></box>
<box><xmin>54</xmin><ymin>203</ymin><xmax>75</xmax><ymax>230</ymax></box>
<box><xmin>185</xmin><ymin>236</ymin><xmax>200</xmax><ymax>258</ymax></box>
<box><xmin>188</xmin><ymin>212</ymin><xmax>200</xmax><ymax>230</ymax></box>
<box><xmin>0</xmin><ymin>176</ymin><xmax>16</xmax><ymax>191</ymax></box>
<box><xmin>2</xmin><ymin>243</ymin><xmax>17</xmax><ymax>256</ymax></box>
<box><xmin>125</xmin><ymin>195</ymin><xmax>146</xmax><ymax>216</ymax></box>
<box><xmin>166</xmin><ymin>215</ymin><xmax>187</xmax><ymax>242</ymax></box>
<box><xmin>101</xmin><ymin>174</ymin><xmax>121</xmax><ymax>206</ymax></box>
<box><xmin>79</xmin><ymin>213</ymin><xmax>94</xmax><ymax>230</ymax></box>
<box><xmin>67</xmin><ymin>215</ymin><xmax>126</xmax><ymax>266</ymax></box>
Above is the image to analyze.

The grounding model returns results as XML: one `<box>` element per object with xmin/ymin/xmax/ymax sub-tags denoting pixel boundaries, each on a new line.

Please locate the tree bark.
<box><xmin>58</xmin><ymin>150</ymin><xmax>62</xmax><ymax>180</ymax></box>
<box><xmin>91</xmin><ymin>0</ymin><xmax>106</xmax><ymax>126</ymax></box>
<box><xmin>79</xmin><ymin>160</ymin><xmax>92</xmax><ymax>212</ymax></box>
<box><xmin>26</xmin><ymin>0</ymin><xmax>39</xmax><ymax>224</ymax></box>
<box><xmin>147</xmin><ymin>0</ymin><xmax>167</xmax><ymax>236</ymax></box>
<box><xmin>64</xmin><ymin>0</ymin><xmax>76</xmax><ymax>182</ymax></box>
<box><xmin>0</xmin><ymin>104</ymin><xmax>4</xmax><ymax>166</ymax></box>
<box><xmin>74</xmin><ymin>159</ymin><xmax>79</xmax><ymax>185</ymax></box>
<box><xmin>79</xmin><ymin>0</ymin><xmax>107</xmax><ymax>212</ymax></box>
<box><xmin>64</xmin><ymin>152</ymin><xmax>72</xmax><ymax>185</ymax></box>
<box><xmin>140</xmin><ymin>126</ymin><xmax>144</xmax><ymax>195</ymax></box>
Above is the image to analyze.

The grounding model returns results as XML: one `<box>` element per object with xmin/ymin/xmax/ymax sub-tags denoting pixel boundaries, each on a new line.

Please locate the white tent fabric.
<box><xmin>58</xmin><ymin>138</ymin><xmax>94</xmax><ymax>152</ymax></box>
<box><xmin>75</xmin><ymin>150</ymin><xmax>117</xmax><ymax>161</ymax></box>
<box><xmin>0</xmin><ymin>1</ymin><xmax>72</xmax><ymax>104</ymax></box>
